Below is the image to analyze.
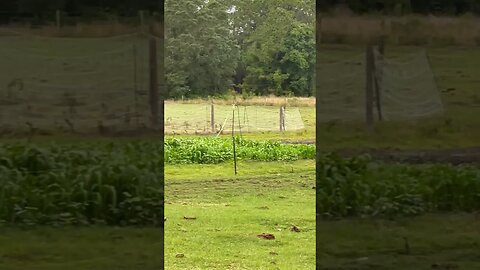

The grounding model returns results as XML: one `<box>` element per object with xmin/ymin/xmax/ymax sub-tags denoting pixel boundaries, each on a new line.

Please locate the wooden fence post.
<box><xmin>279</xmin><ymin>106</ymin><xmax>286</xmax><ymax>132</ymax></box>
<box><xmin>139</xmin><ymin>10</ymin><xmax>145</xmax><ymax>32</ymax></box>
<box><xmin>210</xmin><ymin>102</ymin><xmax>215</xmax><ymax>132</ymax></box>
<box><xmin>56</xmin><ymin>10</ymin><xmax>61</xmax><ymax>29</ymax></box>
<box><xmin>232</xmin><ymin>107</ymin><xmax>237</xmax><ymax>175</ymax></box>
<box><xmin>279</xmin><ymin>107</ymin><xmax>283</xmax><ymax>132</ymax></box>
<box><xmin>365</xmin><ymin>44</ymin><xmax>375</xmax><ymax>128</ymax></box>
<box><xmin>133</xmin><ymin>44</ymin><xmax>140</xmax><ymax>127</ymax></box>
<box><xmin>149</xmin><ymin>37</ymin><xmax>159</xmax><ymax>129</ymax></box>
<box><xmin>374</xmin><ymin>37</ymin><xmax>385</xmax><ymax>121</ymax></box>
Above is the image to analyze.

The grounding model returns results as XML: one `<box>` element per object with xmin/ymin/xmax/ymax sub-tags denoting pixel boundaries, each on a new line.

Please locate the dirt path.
<box><xmin>278</xmin><ymin>140</ymin><xmax>480</xmax><ymax>164</ymax></box>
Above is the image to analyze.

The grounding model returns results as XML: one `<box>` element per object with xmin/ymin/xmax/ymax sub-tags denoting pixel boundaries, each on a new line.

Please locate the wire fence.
<box><xmin>0</xmin><ymin>27</ymin><xmax>162</xmax><ymax>135</ymax></box>
<box><xmin>165</xmin><ymin>102</ymin><xmax>305</xmax><ymax>135</ymax></box>
<box><xmin>316</xmin><ymin>45</ymin><xmax>444</xmax><ymax>123</ymax></box>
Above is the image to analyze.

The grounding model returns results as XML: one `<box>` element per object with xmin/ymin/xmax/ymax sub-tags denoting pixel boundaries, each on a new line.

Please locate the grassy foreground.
<box><xmin>164</xmin><ymin>160</ymin><xmax>316</xmax><ymax>269</ymax></box>
<box><xmin>0</xmin><ymin>227</ymin><xmax>164</xmax><ymax>270</ymax></box>
<box><xmin>2</xmin><ymin>159</ymin><xmax>479</xmax><ymax>270</ymax></box>
<box><xmin>317</xmin><ymin>213</ymin><xmax>480</xmax><ymax>270</ymax></box>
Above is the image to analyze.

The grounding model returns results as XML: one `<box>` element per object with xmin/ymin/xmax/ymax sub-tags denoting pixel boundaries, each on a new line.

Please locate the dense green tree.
<box><xmin>237</xmin><ymin>0</ymin><xmax>314</xmax><ymax>96</ymax></box>
<box><xmin>278</xmin><ymin>22</ymin><xmax>315</xmax><ymax>96</ymax></box>
<box><xmin>165</xmin><ymin>0</ymin><xmax>239</xmax><ymax>98</ymax></box>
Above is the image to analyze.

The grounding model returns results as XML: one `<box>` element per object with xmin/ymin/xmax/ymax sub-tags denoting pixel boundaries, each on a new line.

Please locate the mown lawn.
<box><xmin>164</xmin><ymin>160</ymin><xmax>316</xmax><ymax>269</ymax></box>
<box><xmin>1</xmin><ymin>158</ymin><xmax>479</xmax><ymax>269</ymax></box>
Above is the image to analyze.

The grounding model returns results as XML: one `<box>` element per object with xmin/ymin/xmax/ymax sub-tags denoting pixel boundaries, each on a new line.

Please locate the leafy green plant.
<box><xmin>0</xmin><ymin>142</ymin><xmax>164</xmax><ymax>226</ymax></box>
<box><xmin>317</xmin><ymin>154</ymin><xmax>480</xmax><ymax>219</ymax></box>
<box><xmin>164</xmin><ymin>137</ymin><xmax>315</xmax><ymax>164</ymax></box>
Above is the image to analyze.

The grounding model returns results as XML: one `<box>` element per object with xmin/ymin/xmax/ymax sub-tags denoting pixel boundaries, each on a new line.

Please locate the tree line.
<box><xmin>318</xmin><ymin>0</ymin><xmax>480</xmax><ymax>15</ymax></box>
<box><xmin>166</xmin><ymin>0</ymin><xmax>479</xmax><ymax>99</ymax></box>
<box><xmin>0</xmin><ymin>0</ymin><xmax>162</xmax><ymax>18</ymax></box>
<box><xmin>2</xmin><ymin>0</ymin><xmax>478</xmax><ymax>98</ymax></box>
<box><xmin>166</xmin><ymin>0</ymin><xmax>315</xmax><ymax>99</ymax></box>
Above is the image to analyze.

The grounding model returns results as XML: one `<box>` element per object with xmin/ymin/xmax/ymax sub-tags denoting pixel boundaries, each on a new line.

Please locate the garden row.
<box><xmin>317</xmin><ymin>154</ymin><xmax>480</xmax><ymax>218</ymax></box>
<box><xmin>1</xmin><ymin>139</ymin><xmax>479</xmax><ymax>225</ymax></box>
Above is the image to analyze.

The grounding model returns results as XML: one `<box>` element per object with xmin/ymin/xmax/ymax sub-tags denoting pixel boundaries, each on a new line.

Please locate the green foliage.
<box><xmin>317</xmin><ymin>154</ymin><xmax>480</xmax><ymax>219</ymax></box>
<box><xmin>165</xmin><ymin>0</ymin><xmax>315</xmax><ymax>98</ymax></box>
<box><xmin>0</xmin><ymin>142</ymin><xmax>164</xmax><ymax>226</ymax></box>
<box><xmin>165</xmin><ymin>0</ymin><xmax>240</xmax><ymax>98</ymax></box>
<box><xmin>278</xmin><ymin>22</ymin><xmax>315</xmax><ymax>96</ymax></box>
<box><xmin>239</xmin><ymin>1</ymin><xmax>315</xmax><ymax>96</ymax></box>
<box><xmin>165</xmin><ymin>137</ymin><xmax>315</xmax><ymax>164</ymax></box>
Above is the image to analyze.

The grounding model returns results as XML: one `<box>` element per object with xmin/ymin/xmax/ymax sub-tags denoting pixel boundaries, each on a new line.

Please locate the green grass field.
<box><xmin>165</xmin><ymin>102</ymin><xmax>306</xmax><ymax>134</ymax></box>
<box><xmin>2</xmin><ymin>159</ymin><xmax>479</xmax><ymax>269</ymax></box>
<box><xmin>0</xmin><ymin>32</ymin><xmax>155</xmax><ymax>133</ymax></box>
<box><xmin>165</xmin><ymin>160</ymin><xmax>316</xmax><ymax>269</ymax></box>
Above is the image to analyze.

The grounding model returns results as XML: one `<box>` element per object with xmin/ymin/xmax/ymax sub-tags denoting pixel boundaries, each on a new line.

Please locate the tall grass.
<box><xmin>167</xmin><ymin>95</ymin><xmax>316</xmax><ymax>107</ymax></box>
<box><xmin>320</xmin><ymin>14</ymin><xmax>480</xmax><ymax>46</ymax></box>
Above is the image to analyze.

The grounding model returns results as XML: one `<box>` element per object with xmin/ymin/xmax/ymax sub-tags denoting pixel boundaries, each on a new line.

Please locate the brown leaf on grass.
<box><xmin>290</xmin><ymin>225</ymin><xmax>301</xmax><ymax>232</ymax></box>
<box><xmin>175</xmin><ymin>253</ymin><xmax>185</xmax><ymax>258</ymax></box>
<box><xmin>257</xmin><ymin>233</ymin><xmax>275</xmax><ymax>240</ymax></box>
<box><xmin>183</xmin><ymin>216</ymin><xmax>196</xmax><ymax>220</ymax></box>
